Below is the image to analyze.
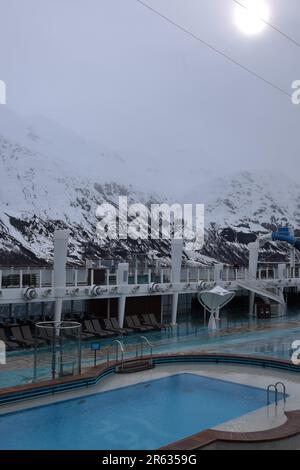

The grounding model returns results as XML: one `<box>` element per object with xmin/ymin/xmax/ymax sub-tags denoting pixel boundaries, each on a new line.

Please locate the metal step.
<box><xmin>115</xmin><ymin>359</ymin><xmax>154</xmax><ymax>374</ymax></box>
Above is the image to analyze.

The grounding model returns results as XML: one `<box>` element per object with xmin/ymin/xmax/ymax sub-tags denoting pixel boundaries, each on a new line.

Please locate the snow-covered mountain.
<box><xmin>0</xmin><ymin>107</ymin><xmax>213</xmax><ymax>266</ymax></box>
<box><xmin>0</xmin><ymin>107</ymin><xmax>170</xmax><ymax>265</ymax></box>
<box><xmin>185</xmin><ymin>171</ymin><xmax>300</xmax><ymax>263</ymax></box>
<box><xmin>0</xmin><ymin>106</ymin><xmax>299</xmax><ymax>266</ymax></box>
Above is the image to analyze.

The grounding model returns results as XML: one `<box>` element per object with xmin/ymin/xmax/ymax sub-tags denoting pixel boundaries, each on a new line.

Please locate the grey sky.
<box><xmin>0</xmin><ymin>0</ymin><xmax>300</xmax><ymax>195</ymax></box>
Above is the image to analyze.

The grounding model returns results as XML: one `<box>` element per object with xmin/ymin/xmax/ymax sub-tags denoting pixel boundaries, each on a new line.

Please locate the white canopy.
<box><xmin>198</xmin><ymin>286</ymin><xmax>235</xmax><ymax>330</ymax></box>
<box><xmin>198</xmin><ymin>286</ymin><xmax>235</xmax><ymax>311</ymax></box>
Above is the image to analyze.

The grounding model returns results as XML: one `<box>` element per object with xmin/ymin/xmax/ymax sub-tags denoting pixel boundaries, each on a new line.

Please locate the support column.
<box><xmin>117</xmin><ymin>262</ymin><xmax>128</xmax><ymax>328</ymax></box>
<box><xmin>53</xmin><ymin>230</ymin><xmax>69</xmax><ymax>324</ymax></box>
<box><xmin>276</xmin><ymin>267</ymin><xmax>286</xmax><ymax>316</ymax></box>
<box><xmin>290</xmin><ymin>228</ymin><xmax>296</xmax><ymax>278</ymax></box>
<box><xmin>171</xmin><ymin>293</ymin><xmax>179</xmax><ymax>326</ymax></box>
<box><xmin>213</xmin><ymin>264</ymin><xmax>223</xmax><ymax>282</ymax></box>
<box><xmin>54</xmin><ymin>298</ymin><xmax>63</xmax><ymax>323</ymax></box>
<box><xmin>277</xmin><ymin>287</ymin><xmax>286</xmax><ymax>316</ymax></box>
<box><xmin>117</xmin><ymin>263</ymin><xmax>129</xmax><ymax>285</ymax></box>
<box><xmin>170</xmin><ymin>239</ymin><xmax>183</xmax><ymax>326</ymax></box>
<box><xmin>248</xmin><ymin>241</ymin><xmax>259</xmax><ymax>316</ymax></box>
<box><xmin>118</xmin><ymin>295</ymin><xmax>126</xmax><ymax>328</ymax></box>
<box><xmin>249</xmin><ymin>292</ymin><xmax>255</xmax><ymax>316</ymax></box>
<box><xmin>248</xmin><ymin>242</ymin><xmax>259</xmax><ymax>278</ymax></box>
<box><xmin>278</xmin><ymin>263</ymin><xmax>286</xmax><ymax>280</ymax></box>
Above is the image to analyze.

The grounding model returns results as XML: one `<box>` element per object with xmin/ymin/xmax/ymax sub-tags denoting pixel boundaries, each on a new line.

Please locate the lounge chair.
<box><xmin>57</xmin><ymin>323</ymin><xmax>93</xmax><ymax>340</ymax></box>
<box><xmin>103</xmin><ymin>318</ymin><xmax>128</xmax><ymax>335</ymax></box>
<box><xmin>35</xmin><ymin>327</ymin><xmax>61</xmax><ymax>344</ymax></box>
<box><xmin>132</xmin><ymin>315</ymin><xmax>154</xmax><ymax>331</ymax></box>
<box><xmin>143</xmin><ymin>313</ymin><xmax>168</xmax><ymax>330</ymax></box>
<box><xmin>125</xmin><ymin>316</ymin><xmax>146</xmax><ymax>332</ymax></box>
<box><xmin>141</xmin><ymin>314</ymin><xmax>160</xmax><ymax>330</ymax></box>
<box><xmin>124</xmin><ymin>317</ymin><xmax>145</xmax><ymax>331</ymax></box>
<box><xmin>92</xmin><ymin>319</ymin><xmax>115</xmax><ymax>337</ymax></box>
<box><xmin>11</xmin><ymin>326</ymin><xmax>35</xmax><ymax>347</ymax></box>
<box><xmin>80</xmin><ymin>329</ymin><xmax>95</xmax><ymax>340</ymax></box>
<box><xmin>110</xmin><ymin>317</ymin><xmax>134</xmax><ymax>333</ymax></box>
<box><xmin>21</xmin><ymin>325</ymin><xmax>47</xmax><ymax>346</ymax></box>
<box><xmin>0</xmin><ymin>328</ymin><xmax>18</xmax><ymax>350</ymax></box>
<box><xmin>83</xmin><ymin>320</ymin><xmax>96</xmax><ymax>336</ymax></box>
<box><xmin>84</xmin><ymin>320</ymin><xmax>109</xmax><ymax>338</ymax></box>
<box><xmin>150</xmin><ymin>313</ymin><xmax>170</xmax><ymax>329</ymax></box>
<box><xmin>37</xmin><ymin>329</ymin><xmax>53</xmax><ymax>344</ymax></box>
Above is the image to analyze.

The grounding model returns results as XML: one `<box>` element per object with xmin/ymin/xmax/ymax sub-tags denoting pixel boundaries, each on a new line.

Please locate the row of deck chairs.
<box><xmin>1</xmin><ymin>323</ymin><xmax>95</xmax><ymax>350</ymax></box>
<box><xmin>0</xmin><ymin>314</ymin><xmax>169</xmax><ymax>349</ymax></box>
<box><xmin>83</xmin><ymin>314</ymin><xmax>169</xmax><ymax>338</ymax></box>
<box><xmin>0</xmin><ymin>325</ymin><xmax>48</xmax><ymax>350</ymax></box>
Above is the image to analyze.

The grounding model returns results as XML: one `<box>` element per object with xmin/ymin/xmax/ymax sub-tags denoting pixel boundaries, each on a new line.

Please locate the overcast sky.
<box><xmin>0</xmin><ymin>0</ymin><xmax>300</xmax><ymax>194</ymax></box>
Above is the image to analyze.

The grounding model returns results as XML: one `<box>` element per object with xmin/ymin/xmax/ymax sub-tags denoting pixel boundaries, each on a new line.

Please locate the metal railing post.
<box><xmin>138</xmin><ymin>336</ymin><xmax>154</xmax><ymax>360</ymax></box>
<box><xmin>107</xmin><ymin>340</ymin><xmax>124</xmax><ymax>365</ymax></box>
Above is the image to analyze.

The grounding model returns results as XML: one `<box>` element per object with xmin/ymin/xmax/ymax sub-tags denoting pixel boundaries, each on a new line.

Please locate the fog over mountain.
<box><xmin>1</xmin><ymin>0</ymin><xmax>300</xmax><ymax>197</ymax></box>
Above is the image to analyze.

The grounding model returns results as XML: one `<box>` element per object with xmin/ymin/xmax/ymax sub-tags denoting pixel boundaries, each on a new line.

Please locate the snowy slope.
<box><xmin>186</xmin><ymin>171</ymin><xmax>300</xmax><ymax>263</ymax></box>
<box><xmin>0</xmin><ymin>107</ymin><xmax>217</xmax><ymax>266</ymax></box>
<box><xmin>0</xmin><ymin>107</ymin><xmax>160</xmax><ymax>264</ymax></box>
<box><xmin>187</xmin><ymin>170</ymin><xmax>300</xmax><ymax>228</ymax></box>
<box><xmin>0</xmin><ymin>134</ymin><xmax>172</xmax><ymax>264</ymax></box>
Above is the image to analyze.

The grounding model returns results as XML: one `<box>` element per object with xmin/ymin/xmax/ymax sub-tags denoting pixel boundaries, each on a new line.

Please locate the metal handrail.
<box><xmin>106</xmin><ymin>340</ymin><xmax>124</xmax><ymax>364</ymax></box>
<box><xmin>267</xmin><ymin>382</ymin><xmax>287</xmax><ymax>406</ymax></box>
<box><xmin>242</xmin><ymin>274</ymin><xmax>286</xmax><ymax>304</ymax></box>
<box><xmin>245</xmin><ymin>273</ymin><xmax>277</xmax><ymax>290</ymax></box>
<box><xmin>136</xmin><ymin>335</ymin><xmax>154</xmax><ymax>359</ymax></box>
<box><xmin>275</xmin><ymin>382</ymin><xmax>287</xmax><ymax>403</ymax></box>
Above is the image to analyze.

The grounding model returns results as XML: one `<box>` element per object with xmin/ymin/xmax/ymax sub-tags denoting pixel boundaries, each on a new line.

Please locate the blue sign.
<box><xmin>91</xmin><ymin>342</ymin><xmax>101</xmax><ymax>351</ymax></box>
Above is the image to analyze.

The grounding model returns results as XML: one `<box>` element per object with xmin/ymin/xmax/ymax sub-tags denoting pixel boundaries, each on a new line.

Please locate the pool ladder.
<box><xmin>135</xmin><ymin>335</ymin><xmax>154</xmax><ymax>360</ymax></box>
<box><xmin>106</xmin><ymin>336</ymin><xmax>155</xmax><ymax>373</ymax></box>
<box><xmin>106</xmin><ymin>340</ymin><xmax>124</xmax><ymax>365</ymax></box>
<box><xmin>267</xmin><ymin>382</ymin><xmax>287</xmax><ymax>406</ymax></box>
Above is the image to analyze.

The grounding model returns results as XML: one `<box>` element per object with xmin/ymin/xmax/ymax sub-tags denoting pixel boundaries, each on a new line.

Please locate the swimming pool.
<box><xmin>0</xmin><ymin>373</ymin><xmax>282</xmax><ymax>450</ymax></box>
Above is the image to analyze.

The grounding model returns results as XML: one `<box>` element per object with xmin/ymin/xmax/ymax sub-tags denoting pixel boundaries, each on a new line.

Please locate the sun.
<box><xmin>234</xmin><ymin>0</ymin><xmax>270</xmax><ymax>35</ymax></box>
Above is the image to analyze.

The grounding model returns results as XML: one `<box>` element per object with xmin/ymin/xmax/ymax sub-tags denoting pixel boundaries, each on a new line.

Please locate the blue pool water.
<box><xmin>0</xmin><ymin>373</ymin><xmax>282</xmax><ymax>450</ymax></box>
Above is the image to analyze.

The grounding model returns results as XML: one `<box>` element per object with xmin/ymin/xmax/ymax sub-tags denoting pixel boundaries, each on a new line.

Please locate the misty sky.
<box><xmin>0</xmin><ymin>0</ymin><xmax>300</xmax><ymax>194</ymax></box>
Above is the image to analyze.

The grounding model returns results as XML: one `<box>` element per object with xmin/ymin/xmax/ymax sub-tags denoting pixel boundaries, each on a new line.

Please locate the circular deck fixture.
<box><xmin>149</xmin><ymin>282</ymin><xmax>161</xmax><ymax>293</ymax></box>
<box><xmin>198</xmin><ymin>281</ymin><xmax>209</xmax><ymax>290</ymax></box>
<box><xmin>90</xmin><ymin>285</ymin><xmax>102</xmax><ymax>296</ymax></box>
<box><xmin>23</xmin><ymin>287</ymin><xmax>38</xmax><ymax>300</ymax></box>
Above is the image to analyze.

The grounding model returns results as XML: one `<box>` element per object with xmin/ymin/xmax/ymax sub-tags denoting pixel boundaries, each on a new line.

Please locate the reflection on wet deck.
<box><xmin>1</xmin><ymin>309</ymin><xmax>300</xmax><ymax>388</ymax></box>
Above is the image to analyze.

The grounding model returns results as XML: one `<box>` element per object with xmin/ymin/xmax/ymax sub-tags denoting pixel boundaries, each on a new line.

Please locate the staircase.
<box><xmin>237</xmin><ymin>280</ymin><xmax>285</xmax><ymax>307</ymax></box>
<box><xmin>238</xmin><ymin>279</ymin><xmax>286</xmax><ymax>317</ymax></box>
<box><xmin>116</xmin><ymin>358</ymin><xmax>154</xmax><ymax>374</ymax></box>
